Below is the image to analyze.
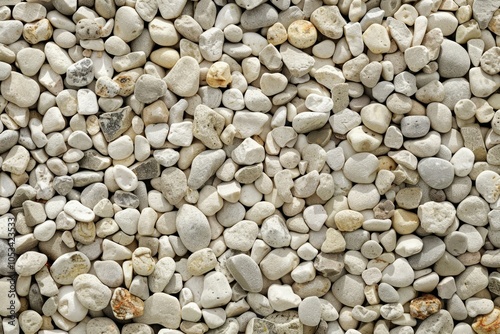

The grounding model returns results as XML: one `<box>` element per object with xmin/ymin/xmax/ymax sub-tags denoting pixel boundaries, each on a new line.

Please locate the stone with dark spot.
<box><xmin>78</xmin><ymin>150</ymin><xmax>112</xmax><ymax>171</ymax></box>
<box><xmin>130</xmin><ymin>158</ymin><xmax>160</xmax><ymax>180</ymax></box>
<box><xmin>66</xmin><ymin>58</ymin><xmax>94</xmax><ymax>87</ymax></box>
<box><xmin>99</xmin><ymin>106</ymin><xmax>134</xmax><ymax>142</ymax></box>
<box><xmin>112</xmin><ymin>191</ymin><xmax>140</xmax><ymax>209</ymax></box>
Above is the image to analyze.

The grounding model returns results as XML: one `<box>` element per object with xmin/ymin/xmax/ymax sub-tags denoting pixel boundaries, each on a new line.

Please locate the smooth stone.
<box><xmin>175</xmin><ymin>204</ymin><xmax>211</xmax><ymax>252</ymax></box>
<box><xmin>50</xmin><ymin>251</ymin><xmax>91</xmax><ymax>285</ymax></box>
<box><xmin>201</xmin><ymin>272</ymin><xmax>232</xmax><ymax>308</ymax></box>
<box><xmin>381</xmin><ymin>258</ymin><xmax>414</xmax><ymax>288</ymax></box>
<box><xmin>332</xmin><ymin>274</ymin><xmax>365</xmax><ymax>307</ymax></box>
<box><xmin>415</xmin><ymin>310</ymin><xmax>454</xmax><ymax>334</ymax></box>
<box><xmin>226</xmin><ymin>254</ymin><xmax>263</xmax><ymax>293</ymax></box>
<box><xmin>417</xmin><ymin>158</ymin><xmax>455</xmax><ymax>189</ymax></box>
<box><xmin>73</xmin><ymin>273</ymin><xmax>112</xmax><ymax>311</ymax></box>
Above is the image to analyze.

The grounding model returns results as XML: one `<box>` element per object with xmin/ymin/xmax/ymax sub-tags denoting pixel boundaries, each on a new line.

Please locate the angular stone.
<box><xmin>193</xmin><ymin>105</ymin><xmax>225</xmax><ymax>149</ymax></box>
<box><xmin>130</xmin><ymin>158</ymin><xmax>160</xmax><ymax>180</ymax></box>
<box><xmin>99</xmin><ymin>106</ymin><xmax>134</xmax><ymax>142</ymax></box>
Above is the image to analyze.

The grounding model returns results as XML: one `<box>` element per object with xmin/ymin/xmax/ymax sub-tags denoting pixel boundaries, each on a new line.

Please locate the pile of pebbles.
<box><xmin>1</xmin><ymin>0</ymin><xmax>500</xmax><ymax>333</ymax></box>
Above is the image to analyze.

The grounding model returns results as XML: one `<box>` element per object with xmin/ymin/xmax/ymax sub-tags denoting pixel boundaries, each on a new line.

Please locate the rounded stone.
<box><xmin>437</xmin><ymin>39</ymin><xmax>470</xmax><ymax>78</ymax></box>
<box><xmin>175</xmin><ymin>204</ymin><xmax>211</xmax><ymax>253</ymax></box>
<box><xmin>418</xmin><ymin>158</ymin><xmax>455</xmax><ymax>189</ymax></box>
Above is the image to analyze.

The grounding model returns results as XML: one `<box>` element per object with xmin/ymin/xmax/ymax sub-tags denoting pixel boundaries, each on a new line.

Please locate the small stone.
<box><xmin>19</xmin><ymin>310</ymin><xmax>43</xmax><ymax>334</ymax></box>
<box><xmin>415</xmin><ymin>310</ymin><xmax>454</xmax><ymax>334</ymax></box>
<box><xmin>280</xmin><ymin>43</ymin><xmax>315</xmax><ymax>77</ymax></box>
<box><xmin>267</xmin><ymin>284</ymin><xmax>302</xmax><ymax>312</ymax></box>
<box><xmin>136</xmin><ymin>292</ymin><xmax>181</xmax><ymax>328</ymax></box>
<box><xmin>64</xmin><ymin>200</ymin><xmax>95</xmax><ymax>223</ymax></box>
<box><xmin>298</xmin><ymin>296</ymin><xmax>321</xmax><ymax>326</ymax></box>
<box><xmin>207</xmin><ymin>61</ymin><xmax>232</xmax><ymax>88</ymax></box>
<box><xmin>187</xmin><ymin>248</ymin><xmax>217</xmax><ymax>276</ymax></box>
<box><xmin>113</xmin><ymin>6</ymin><xmax>144</xmax><ymax>42</ymax></box>
<box><xmin>260</xmin><ymin>248</ymin><xmax>299</xmax><ymax>280</ymax></box>
<box><xmin>188</xmin><ymin>149</ymin><xmax>226</xmax><ymax>190</ymax></box>
<box><xmin>418</xmin><ymin>201</ymin><xmax>456</xmax><ymax>235</ymax></box>
<box><xmin>99</xmin><ymin>106</ymin><xmax>134</xmax><ymax>142</ymax></box>
<box><xmin>332</xmin><ymin>274</ymin><xmax>365</xmax><ymax>308</ymax></box>
<box><xmin>476</xmin><ymin>170</ymin><xmax>500</xmax><ymax>203</ymax></box>
<box><xmin>287</xmin><ymin>20</ymin><xmax>317</xmax><ymax>49</ymax></box>
<box><xmin>226</xmin><ymin>254</ymin><xmax>263</xmax><ymax>293</ymax></box>
<box><xmin>363</xmin><ymin>24</ymin><xmax>390</xmax><ymax>54</ymax></box>
<box><xmin>15</xmin><ymin>251</ymin><xmax>47</xmax><ymax>276</ymax></box>
<box><xmin>193</xmin><ymin>105</ymin><xmax>225</xmax><ymax>149</ymax></box>
<box><xmin>201</xmin><ymin>272</ymin><xmax>232</xmax><ymax>308</ymax></box>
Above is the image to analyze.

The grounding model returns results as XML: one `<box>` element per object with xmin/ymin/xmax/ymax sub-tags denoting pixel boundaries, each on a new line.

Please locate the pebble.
<box><xmin>15</xmin><ymin>251</ymin><xmax>47</xmax><ymax>276</ymax></box>
<box><xmin>73</xmin><ymin>273</ymin><xmax>112</xmax><ymax>311</ymax></box>
<box><xmin>415</xmin><ymin>310</ymin><xmax>454</xmax><ymax>334</ymax></box>
<box><xmin>382</xmin><ymin>258</ymin><xmax>415</xmax><ymax>288</ymax></box>
<box><xmin>473</xmin><ymin>307</ymin><xmax>500</xmax><ymax>334</ymax></box>
<box><xmin>332</xmin><ymin>274</ymin><xmax>365</xmax><ymax>308</ymax></box>
<box><xmin>165</xmin><ymin>56</ymin><xmax>200</xmax><ymax>97</ymax></box>
<box><xmin>134</xmin><ymin>293</ymin><xmax>180</xmax><ymax>328</ymax></box>
<box><xmin>175</xmin><ymin>204</ymin><xmax>211</xmax><ymax>252</ymax></box>
<box><xmin>226</xmin><ymin>254</ymin><xmax>263</xmax><ymax>293</ymax></box>
<box><xmin>1</xmin><ymin>72</ymin><xmax>40</xmax><ymax>108</ymax></box>
<box><xmin>50</xmin><ymin>251</ymin><xmax>91</xmax><ymax>284</ymax></box>
<box><xmin>417</xmin><ymin>158</ymin><xmax>455</xmax><ymax>189</ymax></box>
<box><xmin>311</xmin><ymin>6</ymin><xmax>346</xmax><ymax>40</ymax></box>
<box><xmin>267</xmin><ymin>284</ymin><xmax>301</xmax><ymax>311</ymax></box>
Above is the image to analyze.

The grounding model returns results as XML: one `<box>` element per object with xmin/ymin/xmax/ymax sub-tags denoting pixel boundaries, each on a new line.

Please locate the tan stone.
<box><xmin>267</xmin><ymin>22</ymin><xmax>287</xmax><ymax>45</ymax></box>
<box><xmin>206</xmin><ymin>61</ymin><xmax>232</xmax><ymax>88</ymax></box>
<box><xmin>287</xmin><ymin>20</ymin><xmax>317</xmax><ymax>49</ymax></box>
<box><xmin>334</xmin><ymin>210</ymin><xmax>364</xmax><ymax>231</ymax></box>
<box><xmin>473</xmin><ymin>307</ymin><xmax>500</xmax><ymax>334</ymax></box>
<box><xmin>392</xmin><ymin>209</ymin><xmax>419</xmax><ymax>234</ymax></box>
<box><xmin>410</xmin><ymin>294</ymin><xmax>442</xmax><ymax>320</ymax></box>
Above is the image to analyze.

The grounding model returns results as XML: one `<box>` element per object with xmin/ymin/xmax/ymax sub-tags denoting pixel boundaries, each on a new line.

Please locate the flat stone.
<box><xmin>187</xmin><ymin>149</ymin><xmax>226</xmax><ymax>189</ymax></box>
<box><xmin>280</xmin><ymin>43</ymin><xmax>315</xmax><ymax>77</ymax></box>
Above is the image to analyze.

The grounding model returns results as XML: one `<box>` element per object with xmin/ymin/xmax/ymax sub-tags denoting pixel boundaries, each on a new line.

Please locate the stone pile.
<box><xmin>0</xmin><ymin>0</ymin><xmax>500</xmax><ymax>333</ymax></box>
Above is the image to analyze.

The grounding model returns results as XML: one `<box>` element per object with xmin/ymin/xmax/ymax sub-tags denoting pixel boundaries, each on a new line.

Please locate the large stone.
<box><xmin>175</xmin><ymin>204</ymin><xmax>211</xmax><ymax>252</ymax></box>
